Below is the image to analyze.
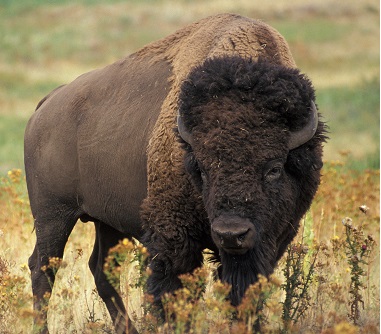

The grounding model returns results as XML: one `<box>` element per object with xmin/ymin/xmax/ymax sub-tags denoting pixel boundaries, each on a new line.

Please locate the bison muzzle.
<box><xmin>211</xmin><ymin>215</ymin><xmax>255</xmax><ymax>255</ymax></box>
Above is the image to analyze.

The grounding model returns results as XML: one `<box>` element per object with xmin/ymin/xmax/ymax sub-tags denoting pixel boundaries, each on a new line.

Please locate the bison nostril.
<box><xmin>220</xmin><ymin>236</ymin><xmax>225</xmax><ymax>246</ymax></box>
<box><xmin>237</xmin><ymin>230</ymin><xmax>249</xmax><ymax>242</ymax></box>
<box><xmin>215</xmin><ymin>228</ymin><xmax>251</xmax><ymax>248</ymax></box>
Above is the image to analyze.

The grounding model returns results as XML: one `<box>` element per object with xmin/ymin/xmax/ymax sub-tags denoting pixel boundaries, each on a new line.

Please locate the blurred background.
<box><xmin>0</xmin><ymin>0</ymin><xmax>379</xmax><ymax>173</ymax></box>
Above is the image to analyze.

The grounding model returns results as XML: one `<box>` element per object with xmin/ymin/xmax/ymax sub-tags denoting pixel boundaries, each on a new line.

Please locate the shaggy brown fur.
<box><xmin>139</xmin><ymin>13</ymin><xmax>313</xmax><ymax>308</ymax></box>
<box><xmin>25</xmin><ymin>13</ymin><xmax>326</xmax><ymax>334</ymax></box>
<box><xmin>174</xmin><ymin>56</ymin><xmax>326</xmax><ymax>305</ymax></box>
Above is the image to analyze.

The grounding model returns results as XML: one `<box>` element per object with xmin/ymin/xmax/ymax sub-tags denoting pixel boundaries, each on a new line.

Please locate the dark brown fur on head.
<box><xmin>178</xmin><ymin>56</ymin><xmax>327</xmax><ymax>305</ymax></box>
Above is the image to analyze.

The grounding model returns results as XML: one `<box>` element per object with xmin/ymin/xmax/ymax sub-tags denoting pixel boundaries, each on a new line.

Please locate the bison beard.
<box><xmin>219</xmin><ymin>248</ymin><xmax>273</xmax><ymax>306</ymax></box>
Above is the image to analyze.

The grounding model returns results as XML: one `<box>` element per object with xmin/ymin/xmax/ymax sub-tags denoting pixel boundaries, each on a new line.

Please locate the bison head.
<box><xmin>177</xmin><ymin>56</ymin><xmax>326</xmax><ymax>305</ymax></box>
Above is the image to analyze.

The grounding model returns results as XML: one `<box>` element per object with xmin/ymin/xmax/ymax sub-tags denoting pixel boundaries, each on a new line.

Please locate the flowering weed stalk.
<box><xmin>342</xmin><ymin>217</ymin><xmax>376</xmax><ymax>325</ymax></box>
<box><xmin>237</xmin><ymin>275</ymin><xmax>281</xmax><ymax>333</ymax></box>
<box><xmin>104</xmin><ymin>238</ymin><xmax>149</xmax><ymax>291</ymax></box>
<box><xmin>281</xmin><ymin>242</ymin><xmax>320</xmax><ymax>332</ymax></box>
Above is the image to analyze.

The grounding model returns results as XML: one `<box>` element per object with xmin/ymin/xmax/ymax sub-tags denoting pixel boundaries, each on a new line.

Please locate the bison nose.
<box><xmin>213</xmin><ymin>227</ymin><xmax>250</xmax><ymax>248</ymax></box>
<box><xmin>211</xmin><ymin>215</ymin><xmax>255</xmax><ymax>255</ymax></box>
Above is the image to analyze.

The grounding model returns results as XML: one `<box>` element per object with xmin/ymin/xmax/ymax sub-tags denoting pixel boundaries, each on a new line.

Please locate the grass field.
<box><xmin>1</xmin><ymin>162</ymin><xmax>379</xmax><ymax>333</ymax></box>
<box><xmin>0</xmin><ymin>0</ymin><xmax>379</xmax><ymax>333</ymax></box>
<box><xmin>0</xmin><ymin>0</ymin><xmax>379</xmax><ymax>173</ymax></box>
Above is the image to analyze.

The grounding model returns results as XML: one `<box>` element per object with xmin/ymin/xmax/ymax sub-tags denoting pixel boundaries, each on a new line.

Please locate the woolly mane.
<box><xmin>179</xmin><ymin>56</ymin><xmax>319</xmax><ymax>134</ymax></box>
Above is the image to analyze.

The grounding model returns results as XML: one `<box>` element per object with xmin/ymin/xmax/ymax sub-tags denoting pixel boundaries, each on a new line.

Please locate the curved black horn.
<box><xmin>177</xmin><ymin>114</ymin><xmax>193</xmax><ymax>146</ymax></box>
<box><xmin>288</xmin><ymin>101</ymin><xmax>318</xmax><ymax>150</ymax></box>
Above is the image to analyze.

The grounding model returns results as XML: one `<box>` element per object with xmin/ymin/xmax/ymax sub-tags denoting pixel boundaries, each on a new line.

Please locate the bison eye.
<box><xmin>200</xmin><ymin>169</ymin><xmax>208</xmax><ymax>184</ymax></box>
<box><xmin>264</xmin><ymin>159</ymin><xmax>284</xmax><ymax>183</ymax></box>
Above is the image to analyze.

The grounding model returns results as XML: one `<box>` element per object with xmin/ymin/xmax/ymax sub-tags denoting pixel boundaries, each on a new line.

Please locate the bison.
<box><xmin>24</xmin><ymin>13</ymin><xmax>326</xmax><ymax>333</ymax></box>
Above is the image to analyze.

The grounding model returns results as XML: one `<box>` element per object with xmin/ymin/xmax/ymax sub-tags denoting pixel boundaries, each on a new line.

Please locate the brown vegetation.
<box><xmin>0</xmin><ymin>158</ymin><xmax>379</xmax><ymax>333</ymax></box>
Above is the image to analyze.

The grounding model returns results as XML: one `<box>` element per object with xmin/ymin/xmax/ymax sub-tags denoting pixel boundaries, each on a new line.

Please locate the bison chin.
<box><xmin>211</xmin><ymin>214</ymin><xmax>273</xmax><ymax>306</ymax></box>
<box><xmin>218</xmin><ymin>246</ymin><xmax>274</xmax><ymax>306</ymax></box>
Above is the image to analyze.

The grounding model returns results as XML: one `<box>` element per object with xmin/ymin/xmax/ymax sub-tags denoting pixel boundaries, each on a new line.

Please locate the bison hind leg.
<box><xmin>89</xmin><ymin>221</ymin><xmax>138</xmax><ymax>334</ymax></box>
<box><xmin>29</xmin><ymin>211</ymin><xmax>78</xmax><ymax>333</ymax></box>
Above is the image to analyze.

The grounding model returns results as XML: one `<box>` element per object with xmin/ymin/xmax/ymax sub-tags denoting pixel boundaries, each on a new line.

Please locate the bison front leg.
<box><xmin>144</xmin><ymin>232</ymin><xmax>204</xmax><ymax>320</ymax></box>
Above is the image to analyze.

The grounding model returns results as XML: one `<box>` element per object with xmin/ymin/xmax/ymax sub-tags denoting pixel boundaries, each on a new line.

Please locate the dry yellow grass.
<box><xmin>0</xmin><ymin>160</ymin><xmax>379</xmax><ymax>333</ymax></box>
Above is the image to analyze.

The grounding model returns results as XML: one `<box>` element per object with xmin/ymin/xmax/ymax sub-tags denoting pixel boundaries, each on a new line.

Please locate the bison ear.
<box><xmin>288</xmin><ymin>101</ymin><xmax>318</xmax><ymax>150</ymax></box>
<box><xmin>177</xmin><ymin>113</ymin><xmax>193</xmax><ymax>146</ymax></box>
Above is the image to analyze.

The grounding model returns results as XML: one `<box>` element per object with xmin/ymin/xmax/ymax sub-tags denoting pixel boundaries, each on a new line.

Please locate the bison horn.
<box><xmin>288</xmin><ymin>101</ymin><xmax>318</xmax><ymax>150</ymax></box>
<box><xmin>177</xmin><ymin>114</ymin><xmax>193</xmax><ymax>146</ymax></box>
<box><xmin>177</xmin><ymin>101</ymin><xmax>318</xmax><ymax>149</ymax></box>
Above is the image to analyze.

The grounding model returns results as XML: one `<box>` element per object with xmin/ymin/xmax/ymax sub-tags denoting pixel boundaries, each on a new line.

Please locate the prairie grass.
<box><xmin>0</xmin><ymin>159</ymin><xmax>379</xmax><ymax>333</ymax></box>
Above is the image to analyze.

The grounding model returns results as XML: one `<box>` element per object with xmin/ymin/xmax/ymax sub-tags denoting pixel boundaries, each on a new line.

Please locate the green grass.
<box><xmin>0</xmin><ymin>70</ymin><xmax>61</xmax><ymax>100</ymax></box>
<box><xmin>0</xmin><ymin>0</ymin><xmax>379</xmax><ymax>173</ymax></box>
<box><xmin>317</xmin><ymin>78</ymin><xmax>380</xmax><ymax>163</ymax></box>
<box><xmin>0</xmin><ymin>0</ymin><xmax>136</xmax><ymax>12</ymax></box>
<box><xmin>318</xmin><ymin>79</ymin><xmax>380</xmax><ymax>135</ymax></box>
<box><xmin>0</xmin><ymin>115</ymin><xmax>28</xmax><ymax>171</ymax></box>
<box><xmin>274</xmin><ymin>19</ymin><xmax>352</xmax><ymax>44</ymax></box>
